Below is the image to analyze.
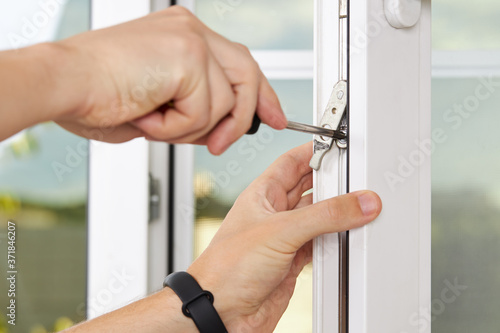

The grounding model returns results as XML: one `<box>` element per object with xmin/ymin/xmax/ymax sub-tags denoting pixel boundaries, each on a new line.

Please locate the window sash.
<box><xmin>313</xmin><ymin>0</ymin><xmax>432</xmax><ymax>332</ymax></box>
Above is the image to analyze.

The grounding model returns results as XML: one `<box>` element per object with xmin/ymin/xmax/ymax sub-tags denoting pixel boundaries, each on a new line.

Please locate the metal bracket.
<box><xmin>309</xmin><ymin>80</ymin><xmax>348</xmax><ymax>171</ymax></box>
<box><xmin>384</xmin><ymin>0</ymin><xmax>421</xmax><ymax>29</ymax></box>
<box><xmin>149</xmin><ymin>173</ymin><xmax>161</xmax><ymax>222</ymax></box>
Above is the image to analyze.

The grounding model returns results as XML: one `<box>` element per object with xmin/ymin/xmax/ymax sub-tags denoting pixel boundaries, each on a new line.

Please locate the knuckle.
<box><xmin>234</xmin><ymin>42</ymin><xmax>251</xmax><ymax>54</ymax></box>
<box><xmin>167</xmin><ymin>7</ymin><xmax>203</xmax><ymax>36</ymax></box>
<box><xmin>167</xmin><ymin>5</ymin><xmax>193</xmax><ymax>17</ymax></box>
<box><xmin>183</xmin><ymin>33</ymin><xmax>209</xmax><ymax>59</ymax></box>
<box><xmin>242</xmin><ymin>56</ymin><xmax>259</xmax><ymax>72</ymax></box>
<box><xmin>169</xmin><ymin>32</ymin><xmax>208</xmax><ymax>65</ymax></box>
<box><xmin>242</xmin><ymin>60</ymin><xmax>260</xmax><ymax>83</ymax></box>
<box><xmin>232</xmin><ymin>43</ymin><xmax>260</xmax><ymax>81</ymax></box>
<box><xmin>217</xmin><ymin>92</ymin><xmax>236</xmax><ymax>115</ymax></box>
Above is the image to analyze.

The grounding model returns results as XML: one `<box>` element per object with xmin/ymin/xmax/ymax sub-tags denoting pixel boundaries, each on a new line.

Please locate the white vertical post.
<box><xmin>313</xmin><ymin>0</ymin><xmax>341</xmax><ymax>332</ymax></box>
<box><xmin>87</xmin><ymin>0</ymin><xmax>151</xmax><ymax>318</ymax></box>
<box><xmin>172</xmin><ymin>145</ymin><xmax>195</xmax><ymax>271</ymax></box>
<box><xmin>348</xmin><ymin>0</ymin><xmax>431</xmax><ymax>332</ymax></box>
<box><xmin>169</xmin><ymin>0</ymin><xmax>197</xmax><ymax>274</ymax></box>
<box><xmin>148</xmin><ymin>142</ymin><xmax>170</xmax><ymax>292</ymax></box>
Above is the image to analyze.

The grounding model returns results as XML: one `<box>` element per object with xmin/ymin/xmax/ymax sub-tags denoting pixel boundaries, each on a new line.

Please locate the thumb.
<box><xmin>274</xmin><ymin>191</ymin><xmax>382</xmax><ymax>252</ymax></box>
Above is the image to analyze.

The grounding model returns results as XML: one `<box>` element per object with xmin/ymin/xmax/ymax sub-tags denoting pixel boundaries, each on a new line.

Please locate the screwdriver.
<box><xmin>246</xmin><ymin>115</ymin><xmax>346</xmax><ymax>140</ymax></box>
<box><xmin>164</xmin><ymin>101</ymin><xmax>346</xmax><ymax>140</ymax></box>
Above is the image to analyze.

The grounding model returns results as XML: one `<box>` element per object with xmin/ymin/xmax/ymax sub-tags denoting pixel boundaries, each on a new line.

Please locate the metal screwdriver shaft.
<box><xmin>245</xmin><ymin>115</ymin><xmax>347</xmax><ymax>139</ymax></box>
<box><xmin>286</xmin><ymin>121</ymin><xmax>346</xmax><ymax>140</ymax></box>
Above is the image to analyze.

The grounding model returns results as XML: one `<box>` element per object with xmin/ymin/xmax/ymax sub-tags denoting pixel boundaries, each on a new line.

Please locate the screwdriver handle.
<box><xmin>246</xmin><ymin>114</ymin><xmax>261</xmax><ymax>134</ymax></box>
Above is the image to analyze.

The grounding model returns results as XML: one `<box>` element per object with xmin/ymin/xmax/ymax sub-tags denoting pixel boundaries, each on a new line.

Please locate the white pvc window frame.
<box><xmin>312</xmin><ymin>0</ymin><xmax>342</xmax><ymax>330</ymax></box>
<box><xmin>88</xmin><ymin>0</ymin><xmax>199</xmax><ymax>318</ymax></box>
<box><xmin>87</xmin><ymin>0</ymin><xmax>152</xmax><ymax>319</ymax></box>
<box><xmin>313</xmin><ymin>0</ymin><xmax>431</xmax><ymax>332</ymax></box>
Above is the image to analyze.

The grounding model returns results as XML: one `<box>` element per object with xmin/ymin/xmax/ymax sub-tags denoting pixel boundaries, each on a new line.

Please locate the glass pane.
<box><xmin>194</xmin><ymin>79</ymin><xmax>313</xmax><ymax>332</ymax></box>
<box><xmin>432</xmin><ymin>77</ymin><xmax>500</xmax><ymax>332</ymax></box>
<box><xmin>433</xmin><ymin>0</ymin><xmax>500</xmax><ymax>50</ymax></box>
<box><xmin>195</xmin><ymin>0</ymin><xmax>313</xmax><ymax>50</ymax></box>
<box><xmin>432</xmin><ymin>0</ymin><xmax>500</xmax><ymax>330</ymax></box>
<box><xmin>0</xmin><ymin>1</ymin><xmax>90</xmax><ymax>332</ymax></box>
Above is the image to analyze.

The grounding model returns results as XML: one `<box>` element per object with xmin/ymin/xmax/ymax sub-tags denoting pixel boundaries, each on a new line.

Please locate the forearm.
<box><xmin>0</xmin><ymin>42</ymin><xmax>85</xmax><ymax>140</ymax></box>
<box><xmin>65</xmin><ymin>288</ymin><xmax>198</xmax><ymax>332</ymax></box>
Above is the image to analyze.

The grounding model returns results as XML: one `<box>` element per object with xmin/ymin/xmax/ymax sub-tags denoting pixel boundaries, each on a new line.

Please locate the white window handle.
<box><xmin>384</xmin><ymin>0</ymin><xmax>421</xmax><ymax>29</ymax></box>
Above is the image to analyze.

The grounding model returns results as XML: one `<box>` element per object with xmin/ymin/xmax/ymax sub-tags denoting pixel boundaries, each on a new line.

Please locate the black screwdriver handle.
<box><xmin>246</xmin><ymin>114</ymin><xmax>261</xmax><ymax>135</ymax></box>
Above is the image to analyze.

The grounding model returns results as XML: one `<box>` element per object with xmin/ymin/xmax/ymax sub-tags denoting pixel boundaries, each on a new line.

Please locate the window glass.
<box><xmin>0</xmin><ymin>1</ymin><xmax>90</xmax><ymax>332</ymax></box>
<box><xmin>431</xmin><ymin>77</ymin><xmax>500</xmax><ymax>332</ymax></box>
<box><xmin>194</xmin><ymin>1</ymin><xmax>313</xmax><ymax>331</ymax></box>
<box><xmin>195</xmin><ymin>0</ymin><xmax>313</xmax><ymax>50</ymax></box>
<box><xmin>194</xmin><ymin>79</ymin><xmax>313</xmax><ymax>332</ymax></box>
<box><xmin>433</xmin><ymin>0</ymin><xmax>500</xmax><ymax>50</ymax></box>
<box><xmin>432</xmin><ymin>0</ymin><xmax>500</xmax><ymax>331</ymax></box>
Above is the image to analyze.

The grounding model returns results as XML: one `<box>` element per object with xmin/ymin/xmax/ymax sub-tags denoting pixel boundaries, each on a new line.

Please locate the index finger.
<box><xmin>200</xmin><ymin>27</ymin><xmax>288</xmax><ymax>130</ymax></box>
<box><xmin>255</xmin><ymin>76</ymin><xmax>288</xmax><ymax>130</ymax></box>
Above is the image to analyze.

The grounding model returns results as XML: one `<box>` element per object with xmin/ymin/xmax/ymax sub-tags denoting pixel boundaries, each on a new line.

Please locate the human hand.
<box><xmin>187</xmin><ymin>142</ymin><xmax>382</xmax><ymax>332</ymax></box>
<box><xmin>54</xmin><ymin>6</ymin><xmax>286</xmax><ymax>154</ymax></box>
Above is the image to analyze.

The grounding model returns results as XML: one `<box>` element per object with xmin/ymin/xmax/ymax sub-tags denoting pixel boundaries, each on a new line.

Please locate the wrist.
<box><xmin>33</xmin><ymin>41</ymin><xmax>90</xmax><ymax>122</ymax></box>
<box><xmin>165</xmin><ymin>271</ymin><xmax>229</xmax><ymax>332</ymax></box>
<box><xmin>157</xmin><ymin>287</ymin><xmax>199</xmax><ymax>331</ymax></box>
<box><xmin>186</xmin><ymin>266</ymin><xmax>234</xmax><ymax>328</ymax></box>
<box><xmin>0</xmin><ymin>42</ymin><xmax>87</xmax><ymax>140</ymax></box>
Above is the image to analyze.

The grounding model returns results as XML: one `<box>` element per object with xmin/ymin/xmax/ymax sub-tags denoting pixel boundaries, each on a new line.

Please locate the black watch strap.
<box><xmin>163</xmin><ymin>271</ymin><xmax>227</xmax><ymax>333</ymax></box>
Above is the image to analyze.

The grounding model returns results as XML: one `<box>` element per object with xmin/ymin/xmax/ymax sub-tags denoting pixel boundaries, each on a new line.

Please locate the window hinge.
<box><xmin>309</xmin><ymin>80</ymin><xmax>348</xmax><ymax>170</ymax></box>
<box><xmin>149</xmin><ymin>173</ymin><xmax>161</xmax><ymax>223</ymax></box>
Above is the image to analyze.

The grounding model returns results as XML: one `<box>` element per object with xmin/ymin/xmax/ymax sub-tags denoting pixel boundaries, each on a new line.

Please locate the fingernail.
<box><xmin>357</xmin><ymin>192</ymin><xmax>378</xmax><ymax>216</ymax></box>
